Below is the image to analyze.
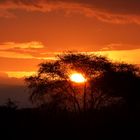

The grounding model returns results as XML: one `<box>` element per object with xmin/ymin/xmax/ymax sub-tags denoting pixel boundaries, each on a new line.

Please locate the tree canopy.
<box><xmin>25</xmin><ymin>52</ymin><xmax>140</xmax><ymax>112</ymax></box>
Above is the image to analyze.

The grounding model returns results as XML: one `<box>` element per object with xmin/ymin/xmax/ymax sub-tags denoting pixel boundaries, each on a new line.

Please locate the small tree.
<box><xmin>25</xmin><ymin>52</ymin><xmax>140</xmax><ymax>112</ymax></box>
<box><xmin>4</xmin><ymin>98</ymin><xmax>18</xmax><ymax>110</ymax></box>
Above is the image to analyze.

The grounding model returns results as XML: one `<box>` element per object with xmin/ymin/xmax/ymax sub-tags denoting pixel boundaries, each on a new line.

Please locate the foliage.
<box><xmin>25</xmin><ymin>52</ymin><xmax>140</xmax><ymax>112</ymax></box>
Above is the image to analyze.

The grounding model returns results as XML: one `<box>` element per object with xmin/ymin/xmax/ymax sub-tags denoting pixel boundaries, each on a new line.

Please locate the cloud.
<box><xmin>0</xmin><ymin>0</ymin><xmax>140</xmax><ymax>24</ymax></box>
<box><xmin>0</xmin><ymin>41</ymin><xmax>44</xmax><ymax>49</ymax></box>
<box><xmin>0</xmin><ymin>9</ymin><xmax>16</xmax><ymax>18</ymax></box>
<box><xmin>98</xmin><ymin>48</ymin><xmax>140</xmax><ymax>64</ymax></box>
<box><xmin>0</xmin><ymin>41</ymin><xmax>47</xmax><ymax>59</ymax></box>
<box><xmin>0</xmin><ymin>41</ymin><xmax>64</xmax><ymax>59</ymax></box>
<box><xmin>0</xmin><ymin>41</ymin><xmax>140</xmax><ymax>59</ymax></box>
<box><xmin>100</xmin><ymin>43</ymin><xmax>140</xmax><ymax>51</ymax></box>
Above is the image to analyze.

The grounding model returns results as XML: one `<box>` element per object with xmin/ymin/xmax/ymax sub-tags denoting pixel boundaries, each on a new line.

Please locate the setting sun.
<box><xmin>70</xmin><ymin>73</ymin><xmax>87</xmax><ymax>83</ymax></box>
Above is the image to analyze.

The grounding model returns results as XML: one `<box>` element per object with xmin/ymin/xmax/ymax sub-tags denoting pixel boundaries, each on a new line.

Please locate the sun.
<box><xmin>70</xmin><ymin>73</ymin><xmax>87</xmax><ymax>83</ymax></box>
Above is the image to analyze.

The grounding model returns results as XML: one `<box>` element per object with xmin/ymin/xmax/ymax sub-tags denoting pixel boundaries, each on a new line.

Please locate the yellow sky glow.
<box><xmin>2</xmin><ymin>49</ymin><xmax>140</xmax><ymax>78</ymax></box>
<box><xmin>6</xmin><ymin>71</ymin><xmax>37</xmax><ymax>78</ymax></box>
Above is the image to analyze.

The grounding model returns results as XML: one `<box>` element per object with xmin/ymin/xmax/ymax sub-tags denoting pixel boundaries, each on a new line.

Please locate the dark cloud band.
<box><xmin>0</xmin><ymin>0</ymin><xmax>140</xmax><ymax>24</ymax></box>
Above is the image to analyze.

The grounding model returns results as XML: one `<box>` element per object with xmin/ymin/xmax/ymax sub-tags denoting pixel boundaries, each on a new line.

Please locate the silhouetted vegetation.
<box><xmin>0</xmin><ymin>52</ymin><xmax>140</xmax><ymax>139</ymax></box>
<box><xmin>25</xmin><ymin>52</ymin><xmax>140</xmax><ymax>111</ymax></box>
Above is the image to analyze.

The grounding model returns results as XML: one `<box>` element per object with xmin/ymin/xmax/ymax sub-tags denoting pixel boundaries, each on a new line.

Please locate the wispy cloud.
<box><xmin>0</xmin><ymin>41</ymin><xmax>73</xmax><ymax>59</ymax></box>
<box><xmin>100</xmin><ymin>43</ymin><xmax>140</xmax><ymax>51</ymax></box>
<box><xmin>0</xmin><ymin>41</ymin><xmax>140</xmax><ymax>59</ymax></box>
<box><xmin>0</xmin><ymin>41</ymin><xmax>46</xmax><ymax>59</ymax></box>
<box><xmin>98</xmin><ymin>49</ymin><xmax>140</xmax><ymax>64</ymax></box>
<box><xmin>0</xmin><ymin>41</ymin><xmax>44</xmax><ymax>49</ymax></box>
<box><xmin>0</xmin><ymin>0</ymin><xmax>140</xmax><ymax>24</ymax></box>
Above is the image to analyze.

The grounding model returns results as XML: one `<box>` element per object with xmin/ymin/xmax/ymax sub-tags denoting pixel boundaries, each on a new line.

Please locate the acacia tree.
<box><xmin>25</xmin><ymin>52</ymin><xmax>140</xmax><ymax>112</ymax></box>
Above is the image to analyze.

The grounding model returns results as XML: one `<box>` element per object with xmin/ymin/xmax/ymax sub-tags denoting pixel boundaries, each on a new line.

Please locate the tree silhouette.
<box><xmin>0</xmin><ymin>98</ymin><xmax>18</xmax><ymax>111</ymax></box>
<box><xmin>91</xmin><ymin>63</ymin><xmax>140</xmax><ymax>109</ymax></box>
<box><xmin>5</xmin><ymin>98</ymin><xmax>18</xmax><ymax>110</ymax></box>
<box><xmin>25</xmin><ymin>52</ymin><xmax>140</xmax><ymax>112</ymax></box>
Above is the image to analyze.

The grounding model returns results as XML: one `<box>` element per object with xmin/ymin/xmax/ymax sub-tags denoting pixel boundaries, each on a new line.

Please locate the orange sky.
<box><xmin>0</xmin><ymin>0</ymin><xmax>140</xmax><ymax>78</ymax></box>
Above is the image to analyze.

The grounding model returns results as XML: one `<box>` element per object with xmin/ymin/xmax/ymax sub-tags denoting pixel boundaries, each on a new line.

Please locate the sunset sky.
<box><xmin>0</xmin><ymin>0</ymin><xmax>140</xmax><ymax>106</ymax></box>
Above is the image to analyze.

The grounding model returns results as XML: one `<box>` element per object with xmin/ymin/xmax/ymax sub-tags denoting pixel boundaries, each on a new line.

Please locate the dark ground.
<box><xmin>0</xmin><ymin>105</ymin><xmax>139</xmax><ymax>140</ymax></box>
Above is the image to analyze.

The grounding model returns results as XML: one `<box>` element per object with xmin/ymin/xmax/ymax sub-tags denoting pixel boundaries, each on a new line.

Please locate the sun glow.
<box><xmin>70</xmin><ymin>73</ymin><xmax>87</xmax><ymax>83</ymax></box>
